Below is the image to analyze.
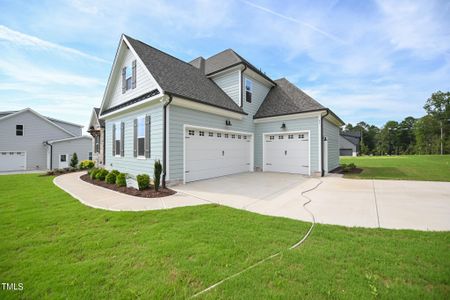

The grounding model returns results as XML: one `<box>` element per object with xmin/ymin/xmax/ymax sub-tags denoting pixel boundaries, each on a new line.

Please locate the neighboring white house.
<box><xmin>0</xmin><ymin>108</ymin><xmax>92</xmax><ymax>171</ymax></box>
<box><xmin>98</xmin><ymin>34</ymin><xmax>344</xmax><ymax>186</ymax></box>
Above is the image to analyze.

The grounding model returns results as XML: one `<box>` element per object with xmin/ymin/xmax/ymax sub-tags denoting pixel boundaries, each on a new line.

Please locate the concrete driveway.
<box><xmin>173</xmin><ymin>173</ymin><xmax>450</xmax><ymax>231</ymax></box>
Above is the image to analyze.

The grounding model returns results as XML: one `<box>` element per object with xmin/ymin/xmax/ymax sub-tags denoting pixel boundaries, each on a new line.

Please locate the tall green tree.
<box><xmin>423</xmin><ymin>91</ymin><xmax>450</xmax><ymax>154</ymax></box>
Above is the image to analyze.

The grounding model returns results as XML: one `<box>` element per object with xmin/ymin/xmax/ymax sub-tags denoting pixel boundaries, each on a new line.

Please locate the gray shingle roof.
<box><xmin>124</xmin><ymin>35</ymin><xmax>245</xmax><ymax>114</ymax></box>
<box><xmin>204</xmin><ymin>49</ymin><xmax>275</xmax><ymax>84</ymax></box>
<box><xmin>254</xmin><ymin>78</ymin><xmax>325</xmax><ymax>119</ymax></box>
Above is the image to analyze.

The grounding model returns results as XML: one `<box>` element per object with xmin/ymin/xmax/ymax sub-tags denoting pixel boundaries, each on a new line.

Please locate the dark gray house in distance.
<box><xmin>339</xmin><ymin>131</ymin><xmax>361</xmax><ymax>156</ymax></box>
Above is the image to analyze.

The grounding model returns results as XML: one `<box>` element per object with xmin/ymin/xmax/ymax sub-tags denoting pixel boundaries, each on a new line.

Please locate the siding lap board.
<box><xmin>323</xmin><ymin>119</ymin><xmax>340</xmax><ymax>171</ymax></box>
<box><xmin>104</xmin><ymin>103</ymin><xmax>163</xmax><ymax>177</ymax></box>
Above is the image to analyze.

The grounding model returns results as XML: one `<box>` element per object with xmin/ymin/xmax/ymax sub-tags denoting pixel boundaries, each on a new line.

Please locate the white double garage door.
<box><xmin>184</xmin><ymin>126</ymin><xmax>309</xmax><ymax>182</ymax></box>
<box><xmin>0</xmin><ymin>151</ymin><xmax>26</xmax><ymax>171</ymax></box>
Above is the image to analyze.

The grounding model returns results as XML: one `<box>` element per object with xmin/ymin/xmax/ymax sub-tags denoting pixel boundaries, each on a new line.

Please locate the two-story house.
<box><xmin>98</xmin><ymin>34</ymin><xmax>344</xmax><ymax>186</ymax></box>
<box><xmin>0</xmin><ymin>108</ymin><xmax>92</xmax><ymax>172</ymax></box>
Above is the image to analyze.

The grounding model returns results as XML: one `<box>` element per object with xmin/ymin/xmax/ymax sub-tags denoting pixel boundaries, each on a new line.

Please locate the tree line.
<box><xmin>343</xmin><ymin>91</ymin><xmax>450</xmax><ymax>155</ymax></box>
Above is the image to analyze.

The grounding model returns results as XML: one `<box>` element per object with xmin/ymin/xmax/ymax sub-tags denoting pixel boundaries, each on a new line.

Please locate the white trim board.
<box><xmin>182</xmin><ymin>124</ymin><xmax>254</xmax><ymax>184</ymax></box>
<box><xmin>253</xmin><ymin>111</ymin><xmax>323</xmax><ymax>123</ymax></box>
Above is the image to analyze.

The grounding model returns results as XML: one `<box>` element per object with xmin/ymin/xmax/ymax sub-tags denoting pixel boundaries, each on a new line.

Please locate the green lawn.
<box><xmin>1</xmin><ymin>174</ymin><xmax>449</xmax><ymax>299</ymax></box>
<box><xmin>340</xmin><ymin>155</ymin><xmax>450</xmax><ymax>181</ymax></box>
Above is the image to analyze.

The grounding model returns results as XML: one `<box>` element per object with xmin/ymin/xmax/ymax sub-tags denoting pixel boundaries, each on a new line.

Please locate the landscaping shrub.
<box><xmin>80</xmin><ymin>160</ymin><xmax>95</xmax><ymax>170</ymax></box>
<box><xmin>70</xmin><ymin>153</ymin><xmax>78</xmax><ymax>168</ymax></box>
<box><xmin>340</xmin><ymin>163</ymin><xmax>357</xmax><ymax>173</ymax></box>
<box><xmin>95</xmin><ymin>169</ymin><xmax>109</xmax><ymax>181</ymax></box>
<box><xmin>116</xmin><ymin>173</ymin><xmax>127</xmax><ymax>187</ymax></box>
<box><xmin>136</xmin><ymin>174</ymin><xmax>150</xmax><ymax>190</ymax></box>
<box><xmin>154</xmin><ymin>160</ymin><xmax>162</xmax><ymax>191</ymax></box>
<box><xmin>89</xmin><ymin>168</ymin><xmax>98</xmax><ymax>178</ymax></box>
<box><xmin>105</xmin><ymin>170</ymin><xmax>120</xmax><ymax>184</ymax></box>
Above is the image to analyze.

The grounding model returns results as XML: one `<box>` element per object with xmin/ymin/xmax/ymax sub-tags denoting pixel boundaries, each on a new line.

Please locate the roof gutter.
<box><xmin>44</xmin><ymin>141</ymin><xmax>53</xmax><ymax>170</ymax></box>
<box><xmin>321</xmin><ymin>109</ymin><xmax>330</xmax><ymax>177</ymax></box>
<box><xmin>162</xmin><ymin>93</ymin><xmax>173</xmax><ymax>188</ymax></box>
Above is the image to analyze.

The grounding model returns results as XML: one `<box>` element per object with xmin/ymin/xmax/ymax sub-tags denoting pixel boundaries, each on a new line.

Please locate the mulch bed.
<box><xmin>80</xmin><ymin>174</ymin><xmax>176</xmax><ymax>198</ymax></box>
<box><xmin>330</xmin><ymin>167</ymin><xmax>363</xmax><ymax>175</ymax></box>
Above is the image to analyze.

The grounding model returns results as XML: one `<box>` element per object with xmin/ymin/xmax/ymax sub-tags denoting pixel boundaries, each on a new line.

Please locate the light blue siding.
<box><xmin>104</xmin><ymin>102</ymin><xmax>163</xmax><ymax>178</ymax></box>
<box><xmin>255</xmin><ymin>117</ymin><xmax>320</xmax><ymax>173</ymax></box>
<box><xmin>211</xmin><ymin>70</ymin><xmax>240</xmax><ymax>106</ymax></box>
<box><xmin>323</xmin><ymin>119</ymin><xmax>340</xmax><ymax>171</ymax></box>
<box><xmin>242</xmin><ymin>74</ymin><xmax>271</xmax><ymax>117</ymax></box>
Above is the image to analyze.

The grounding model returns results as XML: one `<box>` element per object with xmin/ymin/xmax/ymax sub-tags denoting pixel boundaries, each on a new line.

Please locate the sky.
<box><xmin>0</xmin><ymin>0</ymin><xmax>449</xmax><ymax>129</ymax></box>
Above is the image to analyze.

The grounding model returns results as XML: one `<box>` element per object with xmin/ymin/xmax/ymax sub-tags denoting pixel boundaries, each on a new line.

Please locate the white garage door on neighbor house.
<box><xmin>263</xmin><ymin>132</ymin><xmax>310</xmax><ymax>175</ymax></box>
<box><xmin>0</xmin><ymin>151</ymin><xmax>26</xmax><ymax>171</ymax></box>
<box><xmin>184</xmin><ymin>127</ymin><xmax>252</xmax><ymax>182</ymax></box>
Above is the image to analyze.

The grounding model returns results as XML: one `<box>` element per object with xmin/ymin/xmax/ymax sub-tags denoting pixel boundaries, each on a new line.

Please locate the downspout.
<box><xmin>44</xmin><ymin>141</ymin><xmax>53</xmax><ymax>170</ymax></box>
<box><xmin>162</xmin><ymin>94</ymin><xmax>173</xmax><ymax>188</ymax></box>
<box><xmin>240</xmin><ymin>64</ymin><xmax>247</xmax><ymax>107</ymax></box>
<box><xmin>102</xmin><ymin>127</ymin><xmax>106</xmax><ymax>165</ymax></box>
<box><xmin>320</xmin><ymin>109</ymin><xmax>329</xmax><ymax>177</ymax></box>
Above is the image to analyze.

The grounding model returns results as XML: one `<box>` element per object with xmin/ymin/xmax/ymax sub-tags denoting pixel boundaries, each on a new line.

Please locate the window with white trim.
<box><xmin>224</xmin><ymin>134</ymin><xmax>229</xmax><ymax>138</ymax></box>
<box><xmin>88</xmin><ymin>152</ymin><xmax>92</xmax><ymax>160</ymax></box>
<box><xmin>245</xmin><ymin>79</ymin><xmax>253</xmax><ymax>103</ymax></box>
<box><xmin>115</xmin><ymin>123</ymin><xmax>121</xmax><ymax>156</ymax></box>
<box><xmin>137</xmin><ymin>117</ymin><xmax>145</xmax><ymax>157</ymax></box>
<box><xmin>16</xmin><ymin>124</ymin><xmax>23</xmax><ymax>136</ymax></box>
<box><xmin>60</xmin><ymin>154</ymin><xmax>67</xmax><ymax>162</ymax></box>
<box><xmin>94</xmin><ymin>135</ymin><xmax>100</xmax><ymax>153</ymax></box>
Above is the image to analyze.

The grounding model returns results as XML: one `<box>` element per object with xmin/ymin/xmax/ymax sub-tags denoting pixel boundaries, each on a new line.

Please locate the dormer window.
<box><xmin>245</xmin><ymin>79</ymin><xmax>252</xmax><ymax>103</ymax></box>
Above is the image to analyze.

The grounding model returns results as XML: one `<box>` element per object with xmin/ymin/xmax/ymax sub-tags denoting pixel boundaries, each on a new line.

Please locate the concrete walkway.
<box><xmin>53</xmin><ymin>172</ymin><xmax>209</xmax><ymax>211</ymax></box>
<box><xmin>54</xmin><ymin>172</ymin><xmax>450</xmax><ymax>231</ymax></box>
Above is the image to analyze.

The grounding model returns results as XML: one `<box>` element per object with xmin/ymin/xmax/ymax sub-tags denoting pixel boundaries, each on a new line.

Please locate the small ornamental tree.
<box><xmin>154</xmin><ymin>160</ymin><xmax>162</xmax><ymax>191</ymax></box>
<box><xmin>70</xmin><ymin>153</ymin><xmax>78</xmax><ymax>168</ymax></box>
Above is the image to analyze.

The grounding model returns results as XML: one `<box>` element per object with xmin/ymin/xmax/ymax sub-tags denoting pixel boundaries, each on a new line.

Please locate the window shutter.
<box><xmin>112</xmin><ymin>124</ymin><xmax>116</xmax><ymax>156</ymax></box>
<box><xmin>121</xmin><ymin>67</ymin><xmax>126</xmax><ymax>94</ymax></box>
<box><xmin>120</xmin><ymin>122</ymin><xmax>125</xmax><ymax>157</ymax></box>
<box><xmin>133</xmin><ymin>119</ymin><xmax>137</xmax><ymax>157</ymax></box>
<box><xmin>145</xmin><ymin>115</ymin><xmax>151</xmax><ymax>158</ymax></box>
<box><xmin>132</xmin><ymin>60</ymin><xmax>137</xmax><ymax>89</ymax></box>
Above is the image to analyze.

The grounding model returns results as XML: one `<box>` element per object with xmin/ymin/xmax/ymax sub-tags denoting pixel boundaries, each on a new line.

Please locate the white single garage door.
<box><xmin>263</xmin><ymin>132</ymin><xmax>310</xmax><ymax>175</ymax></box>
<box><xmin>185</xmin><ymin>127</ymin><xmax>252</xmax><ymax>182</ymax></box>
<box><xmin>0</xmin><ymin>151</ymin><xmax>26</xmax><ymax>171</ymax></box>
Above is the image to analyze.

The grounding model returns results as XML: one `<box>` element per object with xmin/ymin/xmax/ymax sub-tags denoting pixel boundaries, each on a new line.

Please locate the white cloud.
<box><xmin>0</xmin><ymin>25</ymin><xmax>108</xmax><ymax>63</ymax></box>
<box><xmin>376</xmin><ymin>0</ymin><xmax>450</xmax><ymax>57</ymax></box>
<box><xmin>241</xmin><ymin>0</ymin><xmax>345</xmax><ymax>44</ymax></box>
<box><xmin>0</xmin><ymin>59</ymin><xmax>103</xmax><ymax>87</ymax></box>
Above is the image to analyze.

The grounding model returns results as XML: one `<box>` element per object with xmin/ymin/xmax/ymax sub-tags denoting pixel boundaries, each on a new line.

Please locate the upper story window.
<box><xmin>122</xmin><ymin>60</ymin><xmax>136</xmax><ymax>93</ymax></box>
<box><xmin>125</xmin><ymin>66</ymin><xmax>132</xmax><ymax>90</ymax></box>
<box><xmin>245</xmin><ymin>79</ymin><xmax>253</xmax><ymax>103</ymax></box>
<box><xmin>137</xmin><ymin>117</ymin><xmax>145</xmax><ymax>157</ymax></box>
<box><xmin>115</xmin><ymin>123</ymin><xmax>121</xmax><ymax>156</ymax></box>
<box><xmin>16</xmin><ymin>125</ymin><xmax>23</xmax><ymax>136</ymax></box>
